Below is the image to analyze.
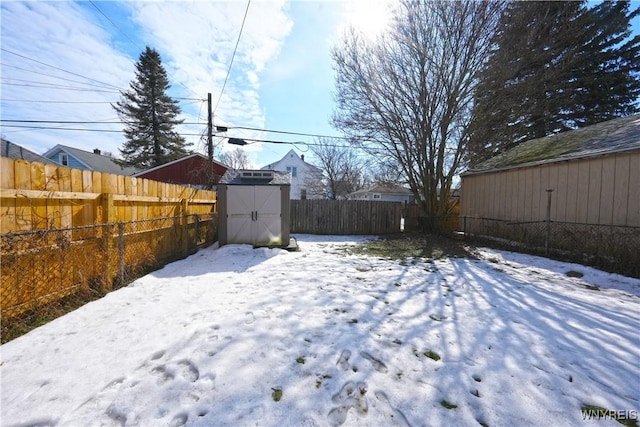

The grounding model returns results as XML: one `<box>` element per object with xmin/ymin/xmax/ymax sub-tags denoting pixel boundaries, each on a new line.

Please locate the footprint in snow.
<box><xmin>178</xmin><ymin>359</ymin><xmax>200</xmax><ymax>382</ymax></box>
<box><xmin>336</xmin><ymin>350</ymin><xmax>351</xmax><ymax>371</ymax></box>
<box><xmin>328</xmin><ymin>381</ymin><xmax>368</xmax><ymax>426</ymax></box>
<box><xmin>374</xmin><ymin>390</ymin><xmax>411</xmax><ymax>427</ymax></box>
<box><xmin>245</xmin><ymin>312</ymin><xmax>255</xmax><ymax>325</ymax></box>
<box><xmin>360</xmin><ymin>351</ymin><xmax>388</xmax><ymax>373</ymax></box>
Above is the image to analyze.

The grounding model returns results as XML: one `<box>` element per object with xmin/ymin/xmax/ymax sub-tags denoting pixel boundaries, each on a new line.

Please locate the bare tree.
<box><xmin>218</xmin><ymin>147</ymin><xmax>252</xmax><ymax>170</ymax></box>
<box><xmin>332</xmin><ymin>0</ymin><xmax>503</xmax><ymax>230</ymax></box>
<box><xmin>310</xmin><ymin>138</ymin><xmax>365</xmax><ymax>199</ymax></box>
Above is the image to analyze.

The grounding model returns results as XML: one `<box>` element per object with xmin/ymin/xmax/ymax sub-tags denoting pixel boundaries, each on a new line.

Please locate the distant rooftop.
<box><xmin>464</xmin><ymin>114</ymin><xmax>640</xmax><ymax>175</ymax></box>
<box><xmin>1</xmin><ymin>139</ymin><xmax>56</xmax><ymax>164</ymax></box>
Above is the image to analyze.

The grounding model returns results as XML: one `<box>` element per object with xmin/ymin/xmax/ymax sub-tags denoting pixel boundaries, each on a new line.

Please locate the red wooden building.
<box><xmin>134</xmin><ymin>153</ymin><xmax>229</xmax><ymax>187</ymax></box>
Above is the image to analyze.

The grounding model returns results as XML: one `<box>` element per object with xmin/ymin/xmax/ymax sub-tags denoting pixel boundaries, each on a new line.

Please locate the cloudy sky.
<box><xmin>1</xmin><ymin>0</ymin><xmax>391</xmax><ymax>168</ymax></box>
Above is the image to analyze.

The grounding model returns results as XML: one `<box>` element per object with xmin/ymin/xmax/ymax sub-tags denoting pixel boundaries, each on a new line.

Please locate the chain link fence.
<box><xmin>1</xmin><ymin>213</ymin><xmax>217</xmax><ymax>343</ymax></box>
<box><xmin>462</xmin><ymin>217</ymin><xmax>640</xmax><ymax>278</ymax></box>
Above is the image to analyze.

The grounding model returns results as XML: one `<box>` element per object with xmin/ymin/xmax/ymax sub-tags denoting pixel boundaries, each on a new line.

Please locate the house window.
<box><xmin>286</xmin><ymin>166</ymin><xmax>297</xmax><ymax>177</ymax></box>
<box><xmin>301</xmin><ymin>189</ymin><xmax>307</xmax><ymax>199</ymax></box>
<box><xmin>59</xmin><ymin>153</ymin><xmax>68</xmax><ymax>166</ymax></box>
<box><xmin>373</xmin><ymin>194</ymin><xmax>381</xmax><ymax>199</ymax></box>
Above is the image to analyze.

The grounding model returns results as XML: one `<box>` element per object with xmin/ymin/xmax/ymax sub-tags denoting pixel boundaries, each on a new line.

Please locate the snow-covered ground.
<box><xmin>1</xmin><ymin>235</ymin><xmax>639</xmax><ymax>427</ymax></box>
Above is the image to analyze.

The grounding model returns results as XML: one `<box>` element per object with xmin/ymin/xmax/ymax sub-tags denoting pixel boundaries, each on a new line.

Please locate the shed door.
<box><xmin>254</xmin><ymin>186</ymin><xmax>281</xmax><ymax>246</ymax></box>
<box><xmin>226</xmin><ymin>186</ymin><xmax>282</xmax><ymax>245</ymax></box>
<box><xmin>227</xmin><ymin>186</ymin><xmax>255</xmax><ymax>244</ymax></box>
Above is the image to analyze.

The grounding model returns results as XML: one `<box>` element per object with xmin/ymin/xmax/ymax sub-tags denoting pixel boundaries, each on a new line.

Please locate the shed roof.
<box><xmin>219</xmin><ymin>169</ymin><xmax>291</xmax><ymax>186</ymax></box>
<box><xmin>464</xmin><ymin>114</ymin><xmax>640</xmax><ymax>175</ymax></box>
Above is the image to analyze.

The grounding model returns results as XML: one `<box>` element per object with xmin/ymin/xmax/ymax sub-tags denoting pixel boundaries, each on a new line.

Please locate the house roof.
<box><xmin>133</xmin><ymin>153</ymin><xmax>229</xmax><ymax>176</ymax></box>
<box><xmin>349</xmin><ymin>182</ymin><xmax>413</xmax><ymax>196</ymax></box>
<box><xmin>260</xmin><ymin>149</ymin><xmax>323</xmax><ymax>174</ymax></box>
<box><xmin>43</xmin><ymin>144</ymin><xmax>140</xmax><ymax>175</ymax></box>
<box><xmin>464</xmin><ymin>114</ymin><xmax>640</xmax><ymax>175</ymax></box>
<box><xmin>219</xmin><ymin>169</ymin><xmax>291</xmax><ymax>186</ymax></box>
<box><xmin>1</xmin><ymin>139</ymin><xmax>56</xmax><ymax>164</ymax></box>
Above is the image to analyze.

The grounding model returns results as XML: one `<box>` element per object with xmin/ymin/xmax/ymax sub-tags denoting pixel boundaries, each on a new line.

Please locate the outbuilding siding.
<box><xmin>461</xmin><ymin>152</ymin><xmax>640</xmax><ymax>227</ymax></box>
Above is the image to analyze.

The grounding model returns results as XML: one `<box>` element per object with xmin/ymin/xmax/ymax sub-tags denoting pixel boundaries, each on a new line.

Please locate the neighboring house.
<box><xmin>42</xmin><ymin>144</ymin><xmax>139</xmax><ymax>175</ymax></box>
<box><xmin>1</xmin><ymin>138</ymin><xmax>56</xmax><ymax>164</ymax></box>
<box><xmin>347</xmin><ymin>182</ymin><xmax>415</xmax><ymax>203</ymax></box>
<box><xmin>260</xmin><ymin>149</ymin><xmax>324</xmax><ymax>199</ymax></box>
<box><xmin>134</xmin><ymin>153</ymin><xmax>229</xmax><ymax>188</ymax></box>
<box><xmin>460</xmin><ymin>114</ymin><xmax>640</xmax><ymax>227</ymax></box>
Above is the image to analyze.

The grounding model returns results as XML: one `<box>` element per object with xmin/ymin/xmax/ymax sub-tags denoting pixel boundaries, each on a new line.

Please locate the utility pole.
<box><xmin>207</xmin><ymin>92</ymin><xmax>214</xmax><ymax>189</ymax></box>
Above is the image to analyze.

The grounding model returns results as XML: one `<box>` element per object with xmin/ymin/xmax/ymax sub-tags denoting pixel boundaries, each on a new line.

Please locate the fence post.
<box><xmin>118</xmin><ymin>222</ymin><xmax>125</xmax><ymax>285</ymax></box>
<box><xmin>194</xmin><ymin>214</ymin><xmax>200</xmax><ymax>247</ymax></box>
<box><xmin>463</xmin><ymin>216</ymin><xmax>467</xmax><ymax>240</ymax></box>
<box><xmin>101</xmin><ymin>193</ymin><xmax>115</xmax><ymax>293</ymax></box>
<box><xmin>181</xmin><ymin>199</ymin><xmax>189</xmax><ymax>257</ymax></box>
<box><xmin>545</xmin><ymin>189</ymin><xmax>554</xmax><ymax>256</ymax></box>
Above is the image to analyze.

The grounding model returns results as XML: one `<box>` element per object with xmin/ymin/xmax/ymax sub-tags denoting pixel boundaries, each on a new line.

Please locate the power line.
<box><xmin>213</xmin><ymin>0</ymin><xmax>251</xmax><ymax>114</ymax></box>
<box><xmin>1</xmin><ymin>48</ymin><xmax>122</xmax><ymax>91</ymax></box>
<box><xmin>0</xmin><ymin>124</ymin><xmax>205</xmax><ymax>136</ymax></box>
<box><xmin>1</xmin><ymin>82</ymin><xmax>120</xmax><ymax>93</ymax></box>
<box><xmin>1</xmin><ymin>63</ymin><xmax>120</xmax><ymax>90</ymax></box>
<box><xmin>229</xmin><ymin>125</ymin><xmax>355</xmax><ymax>141</ymax></box>
<box><xmin>1</xmin><ymin>119</ymin><xmax>207</xmax><ymax>125</ymax></box>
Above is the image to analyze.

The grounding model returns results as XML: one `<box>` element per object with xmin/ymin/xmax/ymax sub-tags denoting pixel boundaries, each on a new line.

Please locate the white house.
<box><xmin>347</xmin><ymin>182</ymin><xmax>415</xmax><ymax>203</ymax></box>
<box><xmin>260</xmin><ymin>149</ymin><xmax>324</xmax><ymax>199</ymax></box>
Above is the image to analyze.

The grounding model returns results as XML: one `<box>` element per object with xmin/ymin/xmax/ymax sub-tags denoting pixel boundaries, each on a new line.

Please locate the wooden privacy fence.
<box><xmin>1</xmin><ymin>157</ymin><xmax>218</xmax><ymax>321</ymax></box>
<box><xmin>290</xmin><ymin>199</ymin><xmax>403</xmax><ymax>234</ymax></box>
<box><xmin>0</xmin><ymin>158</ymin><xmax>216</xmax><ymax>233</ymax></box>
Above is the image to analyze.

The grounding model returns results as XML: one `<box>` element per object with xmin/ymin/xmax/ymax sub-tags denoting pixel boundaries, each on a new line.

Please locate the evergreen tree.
<box><xmin>113</xmin><ymin>46</ymin><xmax>190</xmax><ymax>168</ymax></box>
<box><xmin>468</xmin><ymin>1</ymin><xmax>639</xmax><ymax>165</ymax></box>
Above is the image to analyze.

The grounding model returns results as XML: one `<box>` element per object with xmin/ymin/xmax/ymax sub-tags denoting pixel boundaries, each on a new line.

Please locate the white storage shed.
<box><xmin>218</xmin><ymin>170</ymin><xmax>291</xmax><ymax>247</ymax></box>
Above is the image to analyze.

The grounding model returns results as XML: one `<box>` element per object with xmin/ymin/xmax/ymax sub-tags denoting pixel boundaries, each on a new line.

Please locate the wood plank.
<box><xmin>44</xmin><ymin>163</ymin><xmax>61</xmax><ymax>229</ymax></box>
<box><xmin>1</xmin><ymin>158</ymin><xmax>16</xmax><ymax>233</ymax></box>
<box><xmin>30</xmin><ymin>162</ymin><xmax>48</xmax><ymax>229</ymax></box>
<box><xmin>14</xmin><ymin>160</ymin><xmax>31</xmax><ymax>230</ymax></box>
<box><xmin>58</xmin><ymin>166</ymin><xmax>72</xmax><ymax>229</ymax></box>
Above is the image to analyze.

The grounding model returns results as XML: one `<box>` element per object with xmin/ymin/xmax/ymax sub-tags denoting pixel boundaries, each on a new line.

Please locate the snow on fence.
<box><xmin>0</xmin><ymin>158</ymin><xmax>218</xmax><ymax>336</ymax></box>
<box><xmin>289</xmin><ymin>199</ymin><xmax>404</xmax><ymax>234</ymax></box>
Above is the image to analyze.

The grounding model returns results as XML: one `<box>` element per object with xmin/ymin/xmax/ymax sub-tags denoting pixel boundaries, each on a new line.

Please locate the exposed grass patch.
<box><xmin>271</xmin><ymin>388</ymin><xmax>283</xmax><ymax>402</ymax></box>
<box><xmin>424</xmin><ymin>350</ymin><xmax>441</xmax><ymax>361</ymax></box>
<box><xmin>440</xmin><ymin>400</ymin><xmax>458</xmax><ymax>409</ymax></box>
<box><xmin>296</xmin><ymin>357</ymin><xmax>305</xmax><ymax>364</ymax></box>
<box><xmin>349</xmin><ymin>233</ymin><xmax>476</xmax><ymax>261</ymax></box>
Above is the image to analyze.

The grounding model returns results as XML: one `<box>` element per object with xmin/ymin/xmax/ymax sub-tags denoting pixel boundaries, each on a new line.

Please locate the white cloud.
<box><xmin>0</xmin><ymin>1</ymin><xmax>134</xmax><ymax>156</ymax></box>
<box><xmin>1</xmin><ymin>0</ymin><xmax>293</xmax><ymax>165</ymax></box>
<box><xmin>125</xmin><ymin>0</ymin><xmax>293</xmax><ymax>154</ymax></box>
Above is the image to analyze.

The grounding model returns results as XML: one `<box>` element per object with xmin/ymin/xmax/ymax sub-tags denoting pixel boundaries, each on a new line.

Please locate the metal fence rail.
<box><xmin>1</xmin><ymin>213</ymin><xmax>217</xmax><ymax>343</ymax></box>
<box><xmin>463</xmin><ymin>216</ymin><xmax>640</xmax><ymax>278</ymax></box>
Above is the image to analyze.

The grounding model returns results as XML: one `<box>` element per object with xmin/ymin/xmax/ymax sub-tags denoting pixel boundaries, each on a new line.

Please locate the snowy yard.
<box><xmin>1</xmin><ymin>234</ymin><xmax>639</xmax><ymax>427</ymax></box>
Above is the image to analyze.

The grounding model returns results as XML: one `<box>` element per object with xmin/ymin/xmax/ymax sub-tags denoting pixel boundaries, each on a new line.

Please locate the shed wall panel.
<box><xmin>587</xmin><ymin>158</ymin><xmax>603</xmax><ymax>224</ymax></box>
<box><xmin>613</xmin><ymin>155</ymin><xmax>630</xmax><ymax>225</ymax></box>
<box><xmin>627</xmin><ymin>152</ymin><xmax>640</xmax><ymax>226</ymax></box>
<box><xmin>576</xmin><ymin>160</ymin><xmax>590</xmax><ymax>223</ymax></box>
<box><xmin>599</xmin><ymin>156</ymin><xmax>616</xmax><ymax>224</ymax></box>
<box><xmin>555</xmin><ymin>163</ymin><xmax>569</xmax><ymax>222</ymax></box>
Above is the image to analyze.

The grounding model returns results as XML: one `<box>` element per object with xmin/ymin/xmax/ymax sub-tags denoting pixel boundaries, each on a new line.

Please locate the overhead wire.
<box><xmin>212</xmin><ymin>0</ymin><xmax>251</xmax><ymax>114</ymax></box>
<box><xmin>1</xmin><ymin>48</ymin><xmax>122</xmax><ymax>91</ymax></box>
